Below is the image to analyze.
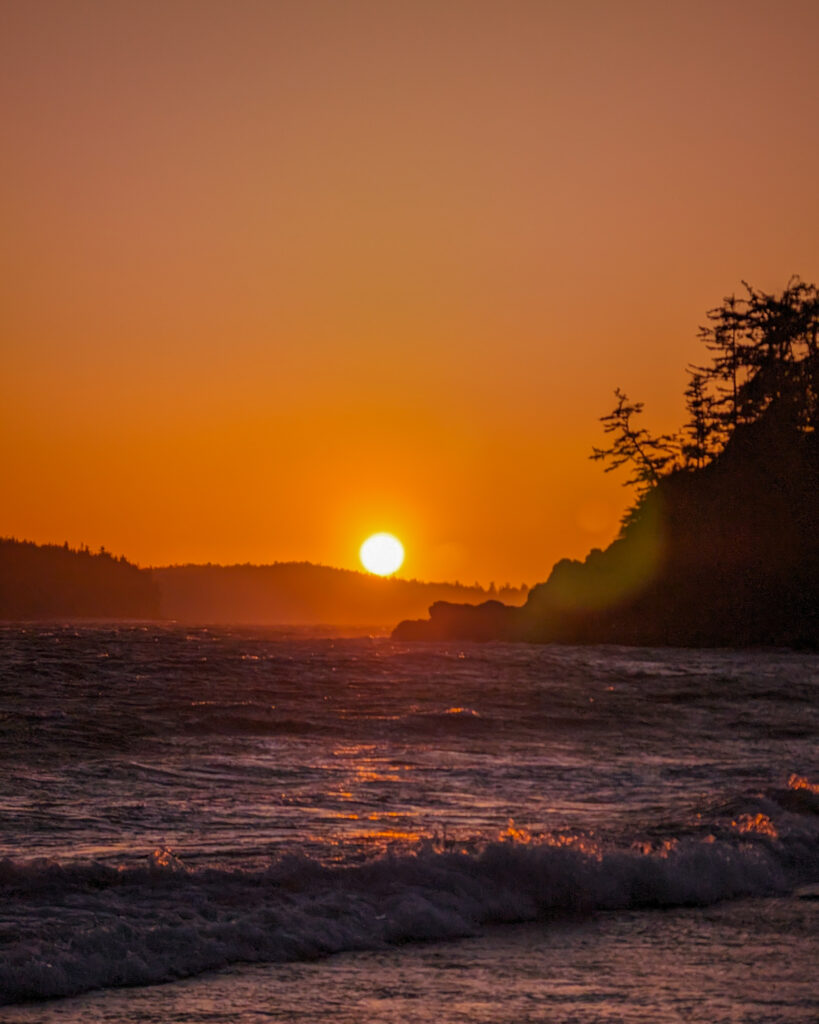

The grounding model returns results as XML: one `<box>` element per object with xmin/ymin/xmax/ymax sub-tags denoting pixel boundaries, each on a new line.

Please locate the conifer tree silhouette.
<box><xmin>591</xmin><ymin>277</ymin><xmax>818</xmax><ymax>522</ymax></box>
<box><xmin>681</xmin><ymin>370</ymin><xmax>719</xmax><ymax>469</ymax></box>
<box><xmin>590</xmin><ymin>388</ymin><xmax>677</xmax><ymax>494</ymax></box>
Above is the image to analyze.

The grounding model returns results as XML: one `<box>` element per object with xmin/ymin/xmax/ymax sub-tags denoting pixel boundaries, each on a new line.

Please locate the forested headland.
<box><xmin>0</xmin><ymin>539</ymin><xmax>161</xmax><ymax>620</ymax></box>
<box><xmin>395</xmin><ymin>278</ymin><xmax>819</xmax><ymax>647</ymax></box>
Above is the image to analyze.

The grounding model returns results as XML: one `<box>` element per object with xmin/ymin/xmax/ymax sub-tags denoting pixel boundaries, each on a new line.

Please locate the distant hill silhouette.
<box><xmin>395</xmin><ymin>279</ymin><xmax>819</xmax><ymax>648</ymax></box>
<box><xmin>0</xmin><ymin>538</ymin><xmax>527</xmax><ymax>626</ymax></box>
<box><xmin>153</xmin><ymin>563</ymin><xmax>527</xmax><ymax>627</ymax></box>
<box><xmin>0</xmin><ymin>539</ymin><xmax>160</xmax><ymax>620</ymax></box>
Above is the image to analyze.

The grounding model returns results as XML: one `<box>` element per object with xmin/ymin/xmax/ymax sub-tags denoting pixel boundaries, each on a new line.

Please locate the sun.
<box><xmin>360</xmin><ymin>533</ymin><xmax>405</xmax><ymax>576</ymax></box>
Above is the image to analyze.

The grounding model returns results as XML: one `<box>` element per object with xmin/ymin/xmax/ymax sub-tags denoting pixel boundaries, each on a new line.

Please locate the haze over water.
<box><xmin>2</xmin><ymin>626</ymin><xmax>817</xmax><ymax>1020</ymax></box>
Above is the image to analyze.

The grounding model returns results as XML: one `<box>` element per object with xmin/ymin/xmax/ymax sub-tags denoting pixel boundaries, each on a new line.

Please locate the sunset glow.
<box><xmin>2</xmin><ymin>2</ymin><xmax>817</xmax><ymax>583</ymax></box>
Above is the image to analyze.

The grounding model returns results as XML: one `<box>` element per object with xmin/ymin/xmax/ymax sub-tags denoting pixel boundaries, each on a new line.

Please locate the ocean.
<box><xmin>1</xmin><ymin>625</ymin><xmax>817</xmax><ymax>1022</ymax></box>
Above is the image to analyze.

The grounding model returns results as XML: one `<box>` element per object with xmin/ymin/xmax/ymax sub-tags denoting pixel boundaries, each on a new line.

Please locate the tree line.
<box><xmin>0</xmin><ymin>538</ymin><xmax>160</xmax><ymax>619</ymax></box>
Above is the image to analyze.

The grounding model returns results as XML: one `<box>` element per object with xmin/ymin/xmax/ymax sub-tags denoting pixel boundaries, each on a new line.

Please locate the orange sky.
<box><xmin>2</xmin><ymin>0</ymin><xmax>818</xmax><ymax>585</ymax></box>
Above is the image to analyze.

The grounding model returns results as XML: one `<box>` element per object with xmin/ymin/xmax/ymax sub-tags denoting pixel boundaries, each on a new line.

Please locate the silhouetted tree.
<box><xmin>590</xmin><ymin>388</ymin><xmax>677</xmax><ymax>497</ymax></box>
<box><xmin>696</xmin><ymin>291</ymin><xmax>748</xmax><ymax>432</ymax></box>
<box><xmin>681</xmin><ymin>369</ymin><xmax>720</xmax><ymax>469</ymax></box>
<box><xmin>695</xmin><ymin>277</ymin><xmax>819</xmax><ymax>437</ymax></box>
<box><xmin>738</xmin><ymin>277</ymin><xmax>819</xmax><ymax>430</ymax></box>
<box><xmin>591</xmin><ymin>277</ymin><xmax>819</xmax><ymax>534</ymax></box>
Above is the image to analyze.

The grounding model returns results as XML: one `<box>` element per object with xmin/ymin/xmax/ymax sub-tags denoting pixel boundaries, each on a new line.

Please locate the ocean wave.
<box><xmin>181</xmin><ymin>712</ymin><xmax>336</xmax><ymax>736</ymax></box>
<box><xmin>2</xmin><ymin>782</ymin><xmax>817</xmax><ymax>1006</ymax></box>
<box><xmin>387</xmin><ymin>706</ymin><xmax>489</xmax><ymax>735</ymax></box>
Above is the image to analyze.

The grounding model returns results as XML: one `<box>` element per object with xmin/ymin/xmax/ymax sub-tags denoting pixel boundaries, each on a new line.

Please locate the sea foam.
<box><xmin>2</xmin><ymin>783</ymin><xmax>817</xmax><ymax>1006</ymax></box>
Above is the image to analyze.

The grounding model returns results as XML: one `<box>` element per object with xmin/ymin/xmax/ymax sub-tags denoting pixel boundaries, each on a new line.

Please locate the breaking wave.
<box><xmin>2</xmin><ymin>780</ymin><xmax>817</xmax><ymax>1006</ymax></box>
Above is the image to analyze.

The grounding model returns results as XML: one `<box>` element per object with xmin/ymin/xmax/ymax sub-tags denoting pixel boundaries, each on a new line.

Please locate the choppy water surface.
<box><xmin>1</xmin><ymin>626</ymin><xmax>817</xmax><ymax>1020</ymax></box>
